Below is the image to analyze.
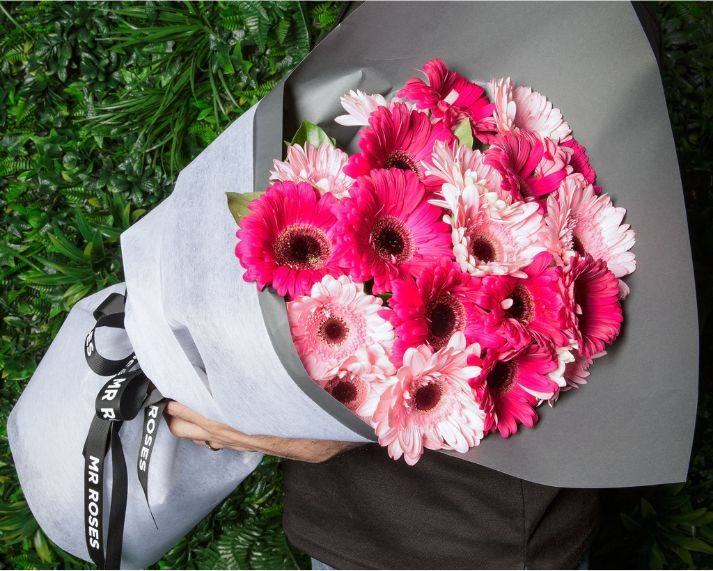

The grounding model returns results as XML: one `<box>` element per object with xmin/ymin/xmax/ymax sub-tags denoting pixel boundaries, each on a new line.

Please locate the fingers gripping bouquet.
<box><xmin>232</xmin><ymin>59</ymin><xmax>636</xmax><ymax>465</ymax></box>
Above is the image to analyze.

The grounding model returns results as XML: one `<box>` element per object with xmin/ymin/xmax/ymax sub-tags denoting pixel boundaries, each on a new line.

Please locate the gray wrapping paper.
<box><xmin>7</xmin><ymin>2</ymin><xmax>699</xmax><ymax>568</ymax></box>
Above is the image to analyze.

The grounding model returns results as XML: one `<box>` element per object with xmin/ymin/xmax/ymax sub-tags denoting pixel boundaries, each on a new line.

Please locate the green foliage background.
<box><xmin>0</xmin><ymin>2</ymin><xmax>711</xmax><ymax>569</ymax></box>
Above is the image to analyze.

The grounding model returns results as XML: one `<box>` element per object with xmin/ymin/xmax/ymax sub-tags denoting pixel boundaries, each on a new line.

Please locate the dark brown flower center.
<box><xmin>274</xmin><ymin>224</ymin><xmax>332</xmax><ymax>270</ymax></box>
<box><xmin>318</xmin><ymin>315</ymin><xmax>349</xmax><ymax>346</ymax></box>
<box><xmin>506</xmin><ymin>284</ymin><xmax>534</xmax><ymax>324</ymax></box>
<box><xmin>572</xmin><ymin>235</ymin><xmax>586</xmax><ymax>256</ymax></box>
<box><xmin>384</xmin><ymin>149</ymin><xmax>420</xmax><ymax>177</ymax></box>
<box><xmin>466</xmin><ymin>229</ymin><xmax>499</xmax><ymax>264</ymax></box>
<box><xmin>413</xmin><ymin>382</ymin><xmax>442</xmax><ymax>412</ymax></box>
<box><xmin>487</xmin><ymin>360</ymin><xmax>517</xmax><ymax>396</ymax></box>
<box><xmin>328</xmin><ymin>379</ymin><xmax>358</xmax><ymax>405</ymax></box>
<box><xmin>371</xmin><ymin>216</ymin><xmax>415</xmax><ymax>263</ymax></box>
<box><xmin>426</xmin><ymin>294</ymin><xmax>466</xmax><ymax>349</ymax></box>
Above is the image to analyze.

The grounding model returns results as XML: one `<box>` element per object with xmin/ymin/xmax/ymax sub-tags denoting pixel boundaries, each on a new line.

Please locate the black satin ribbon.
<box><xmin>82</xmin><ymin>292</ymin><xmax>166</xmax><ymax>569</ymax></box>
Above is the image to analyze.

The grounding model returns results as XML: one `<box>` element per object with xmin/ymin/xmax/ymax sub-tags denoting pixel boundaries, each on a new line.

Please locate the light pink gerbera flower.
<box><xmin>434</xmin><ymin>181</ymin><xmax>545</xmax><ymax>277</ymax></box>
<box><xmin>484</xmin><ymin>131</ymin><xmax>569</xmax><ymax>202</ymax></box>
<box><xmin>489</xmin><ymin>77</ymin><xmax>572</xmax><ymax>142</ymax></box>
<box><xmin>399</xmin><ymin>58</ymin><xmax>495</xmax><ymax>132</ymax></box>
<box><xmin>270</xmin><ymin>143</ymin><xmax>353</xmax><ymax>199</ymax></box>
<box><xmin>545</xmin><ymin>177</ymin><xmax>636</xmax><ymax>278</ymax></box>
<box><xmin>386</xmin><ymin>259</ymin><xmax>485</xmax><ymax>364</ymax></box>
<box><xmin>334</xmin><ymin>168</ymin><xmax>452</xmax><ymax>294</ymax></box>
<box><xmin>564</xmin><ymin>254</ymin><xmax>623</xmax><ymax>359</ymax></box>
<box><xmin>235</xmin><ymin>181</ymin><xmax>343</xmax><ymax>299</ymax></box>
<box><xmin>318</xmin><ymin>344</ymin><xmax>396</xmax><ymax>417</ymax></box>
<box><xmin>287</xmin><ymin>274</ymin><xmax>394</xmax><ymax>380</ymax></box>
<box><xmin>472</xmin><ymin>252</ymin><xmax>570</xmax><ymax>351</ymax></box>
<box><xmin>334</xmin><ymin>89</ymin><xmax>389</xmax><ymax>126</ymax></box>
<box><xmin>361</xmin><ymin>332</ymin><xmax>485</xmax><ymax>465</ymax></box>
<box><xmin>468</xmin><ymin>342</ymin><xmax>562</xmax><ymax>438</ymax></box>
<box><xmin>425</xmin><ymin>140</ymin><xmax>505</xmax><ymax>200</ymax></box>
<box><xmin>344</xmin><ymin>103</ymin><xmax>455</xmax><ymax>190</ymax></box>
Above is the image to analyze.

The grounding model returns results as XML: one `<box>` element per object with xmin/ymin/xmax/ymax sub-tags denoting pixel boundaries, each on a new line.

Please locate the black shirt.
<box><xmin>282</xmin><ymin>445</ymin><xmax>599</xmax><ymax>569</ymax></box>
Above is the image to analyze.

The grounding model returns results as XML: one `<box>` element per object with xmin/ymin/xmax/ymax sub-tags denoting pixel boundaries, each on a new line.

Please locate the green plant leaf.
<box><xmin>226</xmin><ymin>191</ymin><xmax>263</xmax><ymax>226</ymax></box>
<box><xmin>454</xmin><ymin>117</ymin><xmax>474</xmax><ymax>149</ymax></box>
<box><xmin>289</xmin><ymin>120</ymin><xmax>335</xmax><ymax>148</ymax></box>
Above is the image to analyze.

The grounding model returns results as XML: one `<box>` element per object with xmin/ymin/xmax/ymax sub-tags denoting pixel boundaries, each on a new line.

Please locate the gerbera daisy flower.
<box><xmin>436</xmin><ymin>182</ymin><xmax>545</xmax><ymax>278</ymax></box>
<box><xmin>318</xmin><ymin>344</ymin><xmax>396</xmax><ymax>417</ymax></box>
<box><xmin>270</xmin><ymin>142</ymin><xmax>353</xmax><ymax>199</ymax></box>
<box><xmin>235</xmin><ymin>181</ymin><xmax>343</xmax><ymax>299</ymax></box>
<box><xmin>468</xmin><ymin>342</ymin><xmax>562</xmax><ymax>438</ymax></box>
<box><xmin>344</xmin><ymin>103</ymin><xmax>455</xmax><ymax>190</ymax></box>
<box><xmin>398</xmin><ymin>58</ymin><xmax>495</xmax><ymax>131</ymax></box>
<box><xmin>484</xmin><ymin>131</ymin><xmax>568</xmax><ymax>202</ymax></box>
<box><xmin>489</xmin><ymin>77</ymin><xmax>572</xmax><ymax>142</ymax></box>
<box><xmin>545</xmin><ymin>177</ymin><xmax>636</xmax><ymax>278</ymax></box>
<box><xmin>564</xmin><ymin>254</ymin><xmax>623</xmax><ymax>358</ymax></box>
<box><xmin>425</xmin><ymin>140</ymin><xmax>505</xmax><ymax>200</ymax></box>
<box><xmin>361</xmin><ymin>332</ymin><xmax>485</xmax><ymax>465</ymax></box>
<box><xmin>472</xmin><ymin>252</ymin><xmax>570</xmax><ymax>351</ymax></box>
<box><xmin>334</xmin><ymin>168</ymin><xmax>452</xmax><ymax>293</ymax></box>
<box><xmin>287</xmin><ymin>274</ymin><xmax>394</xmax><ymax>380</ymax></box>
<box><xmin>560</xmin><ymin>138</ymin><xmax>596</xmax><ymax>185</ymax></box>
<box><xmin>334</xmin><ymin>89</ymin><xmax>389</xmax><ymax>126</ymax></box>
<box><xmin>386</xmin><ymin>259</ymin><xmax>485</xmax><ymax>364</ymax></box>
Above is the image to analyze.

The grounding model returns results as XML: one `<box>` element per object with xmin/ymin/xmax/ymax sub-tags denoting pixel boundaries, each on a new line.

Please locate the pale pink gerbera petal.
<box><xmin>288</xmin><ymin>274</ymin><xmax>394</xmax><ymax>380</ymax></box>
<box><xmin>468</xmin><ymin>342</ymin><xmax>562</xmax><ymax>438</ymax></box>
<box><xmin>386</xmin><ymin>259</ymin><xmax>486</xmax><ymax>364</ymax></box>
<box><xmin>363</xmin><ymin>333</ymin><xmax>485</xmax><ymax>465</ymax></box>
<box><xmin>440</xmin><ymin>183</ymin><xmax>545</xmax><ymax>277</ymax></box>
<box><xmin>270</xmin><ymin>143</ymin><xmax>353</xmax><ymax>199</ymax></box>
<box><xmin>564</xmin><ymin>255</ymin><xmax>623</xmax><ymax>359</ymax></box>
<box><xmin>318</xmin><ymin>344</ymin><xmax>396</xmax><ymax>420</ymax></box>
<box><xmin>335</xmin><ymin>89</ymin><xmax>389</xmax><ymax>126</ymax></box>
<box><xmin>546</xmin><ymin>176</ymin><xmax>636</xmax><ymax>278</ymax></box>
<box><xmin>334</xmin><ymin>168</ymin><xmax>452</xmax><ymax>294</ymax></box>
<box><xmin>425</xmin><ymin>140</ymin><xmax>505</xmax><ymax>200</ymax></box>
<box><xmin>489</xmin><ymin>77</ymin><xmax>572</xmax><ymax>142</ymax></box>
<box><xmin>235</xmin><ymin>181</ymin><xmax>343</xmax><ymax>299</ymax></box>
<box><xmin>344</xmin><ymin>102</ymin><xmax>455</xmax><ymax>192</ymax></box>
<box><xmin>398</xmin><ymin>58</ymin><xmax>495</xmax><ymax>131</ymax></box>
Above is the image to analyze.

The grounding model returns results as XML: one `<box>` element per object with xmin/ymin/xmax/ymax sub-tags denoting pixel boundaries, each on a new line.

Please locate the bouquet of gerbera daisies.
<box><xmin>232</xmin><ymin>58</ymin><xmax>636</xmax><ymax>465</ymax></box>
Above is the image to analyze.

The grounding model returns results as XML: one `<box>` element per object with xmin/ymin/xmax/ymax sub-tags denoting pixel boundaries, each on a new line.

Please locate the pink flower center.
<box><xmin>370</xmin><ymin>216</ymin><xmax>415</xmax><ymax>263</ymax></box>
<box><xmin>384</xmin><ymin>149</ymin><xmax>421</xmax><ymax>178</ymax></box>
<box><xmin>466</xmin><ymin>229</ymin><xmax>499</xmax><ymax>264</ymax></box>
<box><xmin>506</xmin><ymin>284</ymin><xmax>534</xmax><ymax>324</ymax></box>
<box><xmin>274</xmin><ymin>223</ymin><xmax>332</xmax><ymax>270</ymax></box>
<box><xmin>487</xmin><ymin>360</ymin><xmax>517</xmax><ymax>396</ymax></box>
<box><xmin>426</xmin><ymin>294</ymin><xmax>466</xmax><ymax>350</ymax></box>
<box><xmin>318</xmin><ymin>315</ymin><xmax>349</xmax><ymax>347</ymax></box>
<box><xmin>413</xmin><ymin>381</ymin><xmax>442</xmax><ymax>412</ymax></box>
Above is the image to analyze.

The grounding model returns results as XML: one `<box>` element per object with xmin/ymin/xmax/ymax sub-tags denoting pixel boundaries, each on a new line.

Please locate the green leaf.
<box><xmin>289</xmin><ymin>120</ymin><xmax>335</xmax><ymax>148</ymax></box>
<box><xmin>454</xmin><ymin>117</ymin><xmax>474</xmax><ymax>149</ymax></box>
<box><xmin>226</xmin><ymin>191</ymin><xmax>263</xmax><ymax>226</ymax></box>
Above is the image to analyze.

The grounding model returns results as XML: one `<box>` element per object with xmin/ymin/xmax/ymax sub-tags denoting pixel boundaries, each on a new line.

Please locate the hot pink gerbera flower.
<box><xmin>564</xmin><ymin>254</ymin><xmax>623</xmax><ymax>359</ymax></box>
<box><xmin>399</xmin><ymin>58</ymin><xmax>495</xmax><ymax>131</ymax></box>
<box><xmin>270</xmin><ymin>142</ymin><xmax>353</xmax><ymax>199</ymax></box>
<box><xmin>425</xmin><ymin>140</ymin><xmax>505</xmax><ymax>200</ymax></box>
<box><xmin>334</xmin><ymin>168</ymin><xmax>452</xmax><ymax>293</ymax></box>
<box><xmin>318</xmin><ymin>344</ymin><xmax>396</xmax><ymax>417</ymax></box>
<box><xmin>545</xmin><ymin>177</ymin><xmax>636</xmax><ymax>278</ymax></box>
<box><xmin>433</xmin><ymin>182</ymin><xmax>545</xmax><ymax>277</ymax></box>
<box><xmin>361</xmin><ymin>332</ymin><xmax>485</xmax><ymax>465</ymax></box>
<box><xmin>560</xmin><ymin>138</ymin><xmax>596</xmax><ymax>185</ymax></box>
<box><xmin>472</xmin><ymin>252</ymin><xmax>570</xmax><ymax>351</ymax></box>
<box><xmin>344</xmin><ymin>103</ymin><xmax>455</xmax><ymax>190</ymax></box>
<box><xmin>386</xmin><ymin>259</ymin><xmax>485</xmax><ymax>364</ymax></box>
<box><xmin>484</xmin><ymin>131</ymin><xmax>569</xmax><ymax>202</ymax></box>
<box><xmin>489</xmin><ymin>77</ymin><xmax>572</xmax><ymax>142</ymax></box>
<box><xmin>468</xmin><ymin>342</ymin><xmax>562</xmax><ymax>437</ymax></box>
<box><xmin>236</xmin><ymin>181</ymin><xmax>343</xmax><ymax>298</ymax></box>
<box><xmin>287</xmin><ymin>274</ymin><xmax>394</xmax><ymax>380</ymax></box>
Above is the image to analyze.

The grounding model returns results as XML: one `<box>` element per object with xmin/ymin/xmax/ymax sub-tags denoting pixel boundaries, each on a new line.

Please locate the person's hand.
<box><xmin>164</xmin><ymin>400</ymin><xmax>362</xmax><ymax>463</ymax></box>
